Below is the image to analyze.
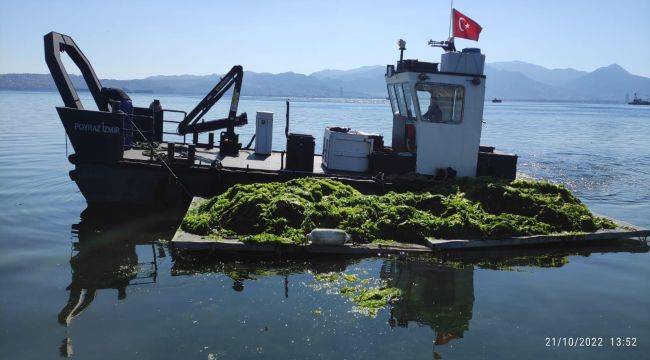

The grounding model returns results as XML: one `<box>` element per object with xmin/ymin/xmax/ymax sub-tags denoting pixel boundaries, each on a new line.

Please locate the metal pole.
<box><xmin>448</xmin><ymin>0</ymin><xmax>454</xmax><ymax>38</ymax></box>
<box><xmin>167</xmin><ymin>143</ymin><xmax>175</xmax><ymax>161</ymax></box>
<box><xmin>285</xmin><ymin>100</ymin><xmax>290</xmax><ymax>138</ymax></box>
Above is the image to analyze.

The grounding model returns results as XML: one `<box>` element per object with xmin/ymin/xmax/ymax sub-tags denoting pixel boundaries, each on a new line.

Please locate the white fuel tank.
<box><xmin>440</xmin><ymin>48</ymin><xmax>485</xmax><ymax>75</ymax></box>
<box><xmin>255</xmin><ymin>111</ymin><xmax>273</xmax><ymax>155</ymax></box>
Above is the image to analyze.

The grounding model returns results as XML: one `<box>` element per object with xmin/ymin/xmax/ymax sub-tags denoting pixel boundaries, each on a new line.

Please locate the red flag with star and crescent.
<box><xmin>452</xmin><ymin>9</ymin><xmax>482</xmax><ymax>41</ymax></box>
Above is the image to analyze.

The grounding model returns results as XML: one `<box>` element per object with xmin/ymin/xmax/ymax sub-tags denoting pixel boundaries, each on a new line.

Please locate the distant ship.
<box><xmin>628</xmin><ymin>93</ymin><xmax>650</xmax><ymax>105</ymax></box>
<box><xmin>491</xmin><ymin>98</ymin><xmax>502</xmax><ymax>103</ymax></box>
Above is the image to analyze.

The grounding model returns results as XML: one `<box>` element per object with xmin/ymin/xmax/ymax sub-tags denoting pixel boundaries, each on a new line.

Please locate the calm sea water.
<box><xmin>0</xmin><ymin>90</ymin><xmax>649</xmax><ymax>359</ymax></box>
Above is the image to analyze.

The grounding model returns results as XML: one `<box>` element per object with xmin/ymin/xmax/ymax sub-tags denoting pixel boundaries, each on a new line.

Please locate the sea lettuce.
<box><xmin>180</xmin><ymin>177</ymin><xmax>616</xmax><ymax>244</ymax></box>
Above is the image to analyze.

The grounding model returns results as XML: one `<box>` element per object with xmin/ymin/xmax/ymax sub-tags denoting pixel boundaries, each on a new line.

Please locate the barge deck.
<box><xmin>124</xmin><ymin>145</ymin><xmax>327</xmax><ymax>174</ymax></box>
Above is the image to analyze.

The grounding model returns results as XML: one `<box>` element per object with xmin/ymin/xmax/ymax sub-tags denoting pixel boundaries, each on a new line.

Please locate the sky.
<box><xmin>1</xmin><ymin>0</ymin><xmax>649</xmax><ymax>79</ymax></box>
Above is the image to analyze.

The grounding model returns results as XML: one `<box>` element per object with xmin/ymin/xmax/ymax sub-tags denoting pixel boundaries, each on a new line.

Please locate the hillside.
<box><xmin>488</xmin><ymin>61</ymin><xmax>587</xmax><ymax>87</ymax></box>
<box><xmin>483</xmin><ymin>65</ymin><xmax>585</xmax><ymax>101</ymax></box>
<box><xmin>563</xmin><ymin>64</ymin><xmax>650</xmax><ymax>101</ymax></box>
<box><xmin>2</xmin><ymin>61</ymin><xmax>648</xmax><ymax>102</ymax></box>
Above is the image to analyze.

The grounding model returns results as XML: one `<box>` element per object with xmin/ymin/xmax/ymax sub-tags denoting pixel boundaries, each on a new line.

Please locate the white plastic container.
<box><xmin>255</xmin><ymin>111</ymin><xmax>273</xmax><ymax>155</ymax></box>
<box><xmin>322</xmin><ymin>127</ymin><xmax>377</xmax><ymax>172</ymax></box>
<box><xmin>307</xmin><ymin>228</ymin><xmax>350</xmax><ymax>246</ymax></box>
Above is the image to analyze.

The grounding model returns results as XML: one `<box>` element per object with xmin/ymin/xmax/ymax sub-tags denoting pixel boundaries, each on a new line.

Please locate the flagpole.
<box><xmin>448</xmin><ymin>0</ymin><xmax>454</xmax><ymax>39</ymax></box>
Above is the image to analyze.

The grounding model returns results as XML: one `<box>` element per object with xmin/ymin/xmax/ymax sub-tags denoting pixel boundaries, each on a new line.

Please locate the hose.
<box><xmin>243</xmin><ymin>134</ymin><xmax>256</xmax><ymax>150</ymax></box>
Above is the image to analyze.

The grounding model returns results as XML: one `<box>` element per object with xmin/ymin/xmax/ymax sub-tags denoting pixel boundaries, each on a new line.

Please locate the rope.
<box><xmin>128</xmin><ymin>118</ymin><xmax>193</xmax><ymax>199</ymax></box>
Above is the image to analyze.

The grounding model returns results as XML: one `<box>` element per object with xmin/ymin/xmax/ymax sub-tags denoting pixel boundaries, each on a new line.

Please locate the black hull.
<box><xmin>69</xmin><ymin>150</ymin><xmax>518</xmax><ymax>207</ymax></box>
<box><xmin>69</xmin><ymin>160</ymin><xmax>381</xmax><ymax>207</ymax></box>
<box><xmin>70</xmin><ymin>160</ymin><xmax>224</xmax><ymax>207</ymax></box>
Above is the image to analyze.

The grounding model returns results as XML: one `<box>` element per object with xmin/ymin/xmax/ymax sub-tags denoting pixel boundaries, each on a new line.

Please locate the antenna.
<box><xmin>429</xmin><ymin>0</ymin><xmax>456</xmax><ymax>53</ymax></box>
<box><xmin>448</xmin><ymin>0</ymin><xmax>455</xmax><ymax>38</ymax></box>
<box><xmin>428</xmin><ymin>38</ymin><xmax>456</xmax><ymax>52</ymax></box>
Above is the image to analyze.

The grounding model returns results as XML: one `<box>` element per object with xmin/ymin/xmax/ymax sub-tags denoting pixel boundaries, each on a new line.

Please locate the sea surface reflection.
<box><xmin>51</xmin><ymin>207</ymin><xmax>649</xmax><ymax>359</ymax></box>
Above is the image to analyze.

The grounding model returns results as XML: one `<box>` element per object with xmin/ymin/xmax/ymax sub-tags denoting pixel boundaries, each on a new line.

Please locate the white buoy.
<box><xmin>307</xmin><ymin>228</ymin><xmax>350</xmax><ymax>246</ymax></box>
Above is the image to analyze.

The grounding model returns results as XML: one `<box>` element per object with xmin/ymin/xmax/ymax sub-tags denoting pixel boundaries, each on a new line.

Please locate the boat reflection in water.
<box><xmin>58</xmin><ymin>207</ymin><xmax>180</xmax><ymax>357</ymax></box>
<box><xmin>58</xmin><ymin>209</ymin><xmax>648</xmax><ymax>358</ymax></box>
<box><xmin>173</xmin><ymin>257</ymin><xmax>361</xmax><ymax>296</ymax></box>
<box><xmin>382</xmin><ymin>259</ymin><xmax>474</xmax><ymax>346</ymax></box>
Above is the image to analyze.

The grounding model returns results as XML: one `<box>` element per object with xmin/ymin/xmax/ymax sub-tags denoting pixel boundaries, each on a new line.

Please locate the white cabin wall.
<box><xmin>414</xmin><ymin>73</ymin><xmax>485</xmax><ymax>176</ymax></box>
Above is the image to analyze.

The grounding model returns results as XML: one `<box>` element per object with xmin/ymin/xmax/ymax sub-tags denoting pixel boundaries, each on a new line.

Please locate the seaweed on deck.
<box><xmin>180</xmin><ymin>177</ymin><xmax>616</xmax><ymax>245</ymax></box>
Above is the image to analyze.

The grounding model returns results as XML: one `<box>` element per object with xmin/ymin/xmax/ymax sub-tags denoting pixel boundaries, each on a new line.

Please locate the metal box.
<box><xmin>286</xmin><ymin>133</ymin><xmax>315</xmax><ymax>172</ymax></box>
<box><xmin>322</xmin><ymin>128</ymin><xmax>377</xmax><ymax>172</ymax></box>
<box><xmin>476</xmin><ymin>149</ymin><xmax>518</xmax><ymax>180</ymax></box>
<box><xmin>255</xmin><ymin>111</ymin><xmax>273</xmax><ymax>155</ymax></box>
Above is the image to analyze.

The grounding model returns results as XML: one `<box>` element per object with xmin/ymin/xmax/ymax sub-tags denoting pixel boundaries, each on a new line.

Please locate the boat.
<box><xmin>628</xmin><ymin>93</ymin><xmax>650</xmax><ymax>105</ymax></box>
<box><xmin>45</xmin><ymin>32</ymin><xmax>518</xmax><ymax>207</ymax></box>
<box><xmin>491</xmin><ymin>98</ymin><xmax>502</xmax><ymax>103</ymax></box>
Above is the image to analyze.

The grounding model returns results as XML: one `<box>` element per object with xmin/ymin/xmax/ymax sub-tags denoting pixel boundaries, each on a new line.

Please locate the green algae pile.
<box><xmin>181</xmin><ymin>177</ymin><xmax>616</xmax><ymax>244</ymax></box>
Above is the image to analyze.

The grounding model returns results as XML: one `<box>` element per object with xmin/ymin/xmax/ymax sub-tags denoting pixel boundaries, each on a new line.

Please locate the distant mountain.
<box><xmin>486</xmin><ymin>61</ymin><xmax>650</xmax><ymax>101</ymax></box>
<box><xmin>0</xmin><ymin>73</ymin><xmax>61</xmax><ymax>91</ymax></box>
<box><xmin>311</xmin><ymin>65</ymin><xmax>384</xmax><ymax>80</ymax></box>
<box><xmin>1</xmin><ymin>61</ymin><xmax>648</xmax><ymax>101</ymax></box>
<box><xmin>310</xmin><ymin>65</ymin><xmax>387</xmax><ymax>98</ymax></box>
<box><xmin>483</xmin><ymin>65</ymin><xmax>585</xmax><ymax>101</ymax></box>
<box><xmin>0</xmin><ymin>71</ymin><xmax>367</xmax><ymax>98</ymax></box>
<box><xmin>563</xmin><ymin>64</ymin><xmax>650</xmax><ymax>101</ymax></box>
<box><xmin>489</xmin><ymin>61</ymin><xmax>587</xmax><ymax>87</ymax></box>
<box><xmin>238</xmin><ymin>71</ymin><xmax>334</xmax><ymax>97</ymax></box>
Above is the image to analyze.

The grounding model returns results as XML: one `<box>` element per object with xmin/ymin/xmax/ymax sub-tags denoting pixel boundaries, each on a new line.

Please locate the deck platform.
<box><xmin>171</xmin><ymin>197</ymin><xmax>650</xmax><ymax>256</ymax></box>
<box><xmin>124</xmin><ymin>145</ymin><xmax>326</xmax><ymax>173</ymax></box>
<box><xmin>425</xmin><ymin>228</ymin><xmax>650</xmax><ymax>250</ymax></box>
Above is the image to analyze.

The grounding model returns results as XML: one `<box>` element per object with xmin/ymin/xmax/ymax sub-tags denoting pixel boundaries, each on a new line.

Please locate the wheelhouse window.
<box><xmin>387</xmin><ymin>85</ymin><xmax>398</xmax><ymax>115</ymax></box>
<box><xmin>394</xmin><ymin>84</ymin><xmax>408</xmax><ymax>117</ymax></box>
<box><xmin>416</xmin><ymin>83</ymin><xmax>465</xmax><ymax>124</ymax></box>
<box><xmin>402</xmin><ymin>83</ymin><xmax>415</xmax><ymax>119</ymax></box>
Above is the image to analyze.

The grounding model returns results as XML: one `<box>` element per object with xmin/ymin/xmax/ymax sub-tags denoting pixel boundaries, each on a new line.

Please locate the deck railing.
<box><xmin>160</xmin><ymin>109</ymin><xmax>188</xmax><ymax>144</ymax></box>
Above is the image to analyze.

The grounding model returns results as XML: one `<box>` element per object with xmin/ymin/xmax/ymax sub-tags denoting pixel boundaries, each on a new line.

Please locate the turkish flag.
<box><xmin>452</xmin><ymin>9</ymin><xmax>482</xmax><ymax>41</ymax></box>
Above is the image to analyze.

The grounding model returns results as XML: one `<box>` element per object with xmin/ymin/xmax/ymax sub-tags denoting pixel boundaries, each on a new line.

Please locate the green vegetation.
<box><xmin>431</xmin><ymin>253</ymin><xmax>571</xmax><ymax>271</ymax></box>
<box><xmin>181</xmin><ymin>177</ymin><xmax>616</xmax><ymax>244</ymax></box>
<box><xmin>311</xmin><ymin>271</ymin><xmax>401</xmax><ymax>317</ymax></box>
<box><xmin>314</xmin><ymin>272</ymin><xmax>359</xmax><ymax>283</ymax></box>
<box><xmin>346</xmin><ymin>287</ymin><xmax>401</xmax><ymax>315</ymax></box>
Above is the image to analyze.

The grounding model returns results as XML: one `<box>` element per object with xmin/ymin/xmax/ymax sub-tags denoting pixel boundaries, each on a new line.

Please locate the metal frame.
<box><xmin>45</xmin><ymin>31</ymin><xmax>249</xmax><ymax>157</ymax></box>
<box><xmin>177</xmin><ymin>65</ymin><xmax>247</xmax><ymax>135</ymax></box>
<box><xmin>44</xmin><ymin>32</ymin><xmax>106</xmax><ymax>111</ymax></box>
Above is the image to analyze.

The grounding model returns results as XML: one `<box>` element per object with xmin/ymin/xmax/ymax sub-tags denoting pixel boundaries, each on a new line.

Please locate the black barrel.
<box><xmin>286</xmin><ymin>134</ymin><xmax>315</xmax><ymax>172</ymax></box>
